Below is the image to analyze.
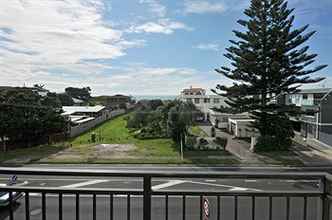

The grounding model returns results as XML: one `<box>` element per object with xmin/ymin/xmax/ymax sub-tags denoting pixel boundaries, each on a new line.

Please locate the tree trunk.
<box><xmin>2</xmin><ymin>136</ymin><xmax>6</xmax><ymax>153</ymax></box>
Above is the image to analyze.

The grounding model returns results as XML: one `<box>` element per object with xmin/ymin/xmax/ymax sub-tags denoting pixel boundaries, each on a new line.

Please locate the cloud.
<box><xmin>3</xmin><ymin>62</ymin><xmax>232</xmax><ymax>96</ymax></box>
<box><xmin>184</xmin><ymin>0</ymin><xmax>225</xmax><ymax>14</ymax></box>
<box><xmin>0</xmin><ymin>0</ymin><xmax>144</xmax><ymax>89</ymax></box>
<box><xmin>194</xmin><ymin>43</ymin><xmax>221</xmax><ymax>51</ymax></box>
<box><xmin>139</xmin><ymin>0</ymin><xmax>166</xmax><ymax>17</ymax></box>
<box><xmin>128</xmin><ymin>19</ymin><xmax>192</xmax><ymax>34</ymax></box>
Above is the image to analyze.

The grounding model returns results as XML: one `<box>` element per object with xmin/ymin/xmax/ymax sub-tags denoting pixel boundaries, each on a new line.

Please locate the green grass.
<box><xmin>0</xmin><ymin>144</ymin><xmax>67</xmax><ymax>164</ymax></box>
<box><xmin>189</xmin><ymin>126</ymin><xmax>208</xmax><ymax>137</ymax></box>
<box><xmin>43</xmin><ymin>114</ymin><xmax>239</xmax><ymax>164</ymax></box>
<box><xmin>70</xmin><ymin>114</ymin><xmax>179</xmax><ymax>158</ymax></box>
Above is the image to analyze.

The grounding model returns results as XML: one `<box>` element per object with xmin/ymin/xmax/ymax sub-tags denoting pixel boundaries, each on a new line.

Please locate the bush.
<box><xmin>91</xmin><ymin>132</ymin><xmax>96</xmax><ymax>143</ymax></box>
<box><xmin>254</xmin><ymin>135</ymin><xmax>292</xmax><ymax>152</ymax></box>
<box><xmin>198</xmin><ymin>138</ymin><xmax>209</xmax><ymax>150</ymax></box>
<box><xmin>185</xmin><ymin>136</ymin><xmax>197</xmax><ymax>150</ymax></box>
<box><xmin>214</xmin><ymin>137</ymin><xmax>227</xmax><ymax>150</ymax></box>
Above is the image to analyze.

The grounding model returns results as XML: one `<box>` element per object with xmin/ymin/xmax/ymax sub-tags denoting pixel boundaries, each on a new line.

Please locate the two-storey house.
<box><xmin>285</xmin><ymin>88</ymin><xmax>332</xmax><ymax>147</ymax></box>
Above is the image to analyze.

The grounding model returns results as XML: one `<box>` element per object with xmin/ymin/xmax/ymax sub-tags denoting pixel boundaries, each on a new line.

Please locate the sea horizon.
<box><xmin>133</xmin><ymin>95</ymin><xmax>177</xmax><ymax>101</ymax></box>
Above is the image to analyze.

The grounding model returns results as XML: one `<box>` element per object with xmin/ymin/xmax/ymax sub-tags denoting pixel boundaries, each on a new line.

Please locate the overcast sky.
<box><xmin>0</xmin><ymin>0</ymin><xmax>331</xmax><ymax>96</ymax></box>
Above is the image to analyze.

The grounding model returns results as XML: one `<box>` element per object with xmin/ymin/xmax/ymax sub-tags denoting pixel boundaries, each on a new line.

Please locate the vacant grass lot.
<box><xmin>44</xmin><ymin>114</ymin><xmax>238</xmax><ymax>164</ymax></box>
<box><xmin>0</xmin><ymin>144</ymin><xmax>67</xmax><ymax>164</ymax></box>
<box><xmin>70</xmin><ymin>114</ymin><xmax>179</xmax><ymax>157</ymax></box>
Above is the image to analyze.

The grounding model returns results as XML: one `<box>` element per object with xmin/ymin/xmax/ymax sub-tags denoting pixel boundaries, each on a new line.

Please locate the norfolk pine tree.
<box><xmin>213</xmin><ymin>0</ymin><xmax>327</xmax><ymax>151</ymax></box>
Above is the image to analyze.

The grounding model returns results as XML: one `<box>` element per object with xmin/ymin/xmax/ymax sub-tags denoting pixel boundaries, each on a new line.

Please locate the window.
<box><xmin>194</xmin><ymin>98</ymin><xmax>200</xmax><ymax>104</ymax></box>
<box><xmin>213</xmin><ymin>98</ymin><xmax>220</xmax><ymax>103</ymax></box>
<box><xmin>186</xmin><ymin>98</ymin><xmax>192</xmax><ymax>103</ymax></box>
<box><xmin>303</xmin><ymin>94</ymin><xmax>308</xmax><ymax>100</ymax></box>
<box><xmin>204</xmin><ymin>98</ymin><xmax>210</xmax><ymax>103</ymax></box>
<box><xmin>222</xmin><ymin>116</ymin><xmax>228</xmax><ymax>122</ymax></box>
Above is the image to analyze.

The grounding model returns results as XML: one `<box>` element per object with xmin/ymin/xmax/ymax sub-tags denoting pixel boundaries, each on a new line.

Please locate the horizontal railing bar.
<box><xmin>0</xmin><ymin>168</ymin><xmax>327</xmax><ymax>179</ymax></box>
<box><xmin>152</xmin><ymin>191</ymin><xmax>322</xmax><ymax>196</ymax></box>
<box><xmin>0</xmin><ymin>188</ymin><xmax>321</xmax><ymax>197</ymax></box>
<box><xmin>0</xmin><ymin>187</ymin><xmax>143</xmax><ymax>195</ymax></box>
<box><xmin>0</xmin><ymin>186</ymin><xmax>322</xmax><ymax>196</ymax></box>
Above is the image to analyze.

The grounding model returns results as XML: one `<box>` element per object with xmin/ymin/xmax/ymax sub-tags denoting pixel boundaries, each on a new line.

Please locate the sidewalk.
<box><xmin>199</xmin><ymin>124</ymin><xmax>332</xmax><ymax>166</ymax></box>
<box><xmin>199</xmin><ymin>125</ymin><xmax>265</xmax><ymax>164</ymax></box>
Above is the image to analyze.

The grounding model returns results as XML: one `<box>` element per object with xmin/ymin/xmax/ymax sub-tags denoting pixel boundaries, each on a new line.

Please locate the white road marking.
<box><xmin>205</xmin><ymin>179</ymin><xmax>217</xmax><ymax>182</ymax></box>
<box><xmin>229</xmin><ymin>187</ymin><xmax>250</xmax><ymax>191</ymax></box>
<box><xmin>30</xmin><ymin>209</ymin><xmax>42</xmax><ymax>216</ymax></box>
<box><xmin>188</xmin><ymin>181</ymin><xmax>261</xmax><ymax>192</ymax></box>
<box><xmin>152</xmin><ymin>180</ymin><xmax>185</xmax><ymax>190</ymax></box>
<box><xmin>284</xmin><ymin>180</ymin><xmax>318</xmax><ymax>183</ymax></box>
<box><xmin>61</xmin><ymin>180</ymin><xmax>109</xmax><ymax>188</ymax></box>
<box><xmin>245</xmin><ymin>180</ymin><xmax>257</xmax><ymax>182</ymax></box>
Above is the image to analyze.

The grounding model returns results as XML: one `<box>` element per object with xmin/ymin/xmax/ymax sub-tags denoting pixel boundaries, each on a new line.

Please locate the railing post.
<box><xmin>322</xmin><ymin>176</ymin><xmax>331</xmax><ymax>220</ymax></box>
<box><xmin>143</xmin><ymin>175</ymin><xmax>152</xmax><ymax>220</ymax></box>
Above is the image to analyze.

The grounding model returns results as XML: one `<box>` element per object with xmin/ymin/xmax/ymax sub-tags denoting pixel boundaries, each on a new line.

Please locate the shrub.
<box><xmin>254</xmin><ymin>135</ymin><xmax>292</xmax><ymax>152</ymax></box>
<box><xmin>185</xmin><ymin>136</ymin><xmax>197</xmax><ymax>150</ymax></box>
<box><xmin>214</xmin><ymin>137</ymin><xmax>227</xmax><ymax>150</ymax></box>
<box><xmin>91</xmin><ymin>132</ymin><xmax>96</xmax><ymax>143</ymax></box>
<box><xmin>198</xmin><ymin>138</ymin><xmax>209</xmax><ymax>150</ymax></box>
<box><xmin>211</xmin><ymin>126</ymin><xmax>216</xmax><ymax>137</ymax></box>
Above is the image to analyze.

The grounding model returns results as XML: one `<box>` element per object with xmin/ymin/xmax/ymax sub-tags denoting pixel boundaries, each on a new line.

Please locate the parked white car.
<box><xmin>0</xmin><ymin>176</ymin><xmax>24</xmax><ymax>207</ymax></box>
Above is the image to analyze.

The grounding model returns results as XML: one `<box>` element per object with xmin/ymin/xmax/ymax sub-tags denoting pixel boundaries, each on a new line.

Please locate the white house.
<box><xmin>61</xmin><ymin>105</ymin><xmax>125</xmax><ymax>137</ymax></box>
<box><xmin>177</xmin><ymin>86</ymin><xmax>228</xmax><ymax>120</ymax></box>
<box><xmin>62</xmin><ymin>105</ymin><xmax>108</xmax><ymax>125</ymax></box>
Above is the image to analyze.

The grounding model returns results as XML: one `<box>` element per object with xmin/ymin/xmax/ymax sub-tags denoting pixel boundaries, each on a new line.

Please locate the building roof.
<box><xmin>109</xmin><ymin>94</ymin><xmax>131</xmax><ymax>98</ymax></box>
<box><xmin>75</xmin><ymin>117</ymin><xmax>95</xmax><ymax>124</ymax></box>
<box><xmin>72</xmin><ymin>97</ymin><xmax>84</xmax><ymax>104</ymax></box>
<box><xmin>298</xmin><ymin>88</ymin><xmax>332</xmax><ymax>94</ymax></box>
<box><xmin>182</xmin><ymin>87</ymin><xmax>205</xmax><ymax>92</ymax></box>
<box><xmin>62</xmin><ymin>105</ymin><xmax>105</xmax><ymax>115</ymax></box>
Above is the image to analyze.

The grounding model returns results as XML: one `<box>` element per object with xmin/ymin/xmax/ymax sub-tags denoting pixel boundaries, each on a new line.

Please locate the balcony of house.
<box><xmin>0</xmin><ymin>168</ymin><xmax>332</xmax><ymax>220</ymax></box>
<box><xmin>301</xmin><ymin>114</ymin><xmax>318</xmax><ymax>124</ymax></box>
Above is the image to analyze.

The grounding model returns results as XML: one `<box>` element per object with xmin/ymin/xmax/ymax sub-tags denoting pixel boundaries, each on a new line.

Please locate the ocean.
<box><xmin>133</xmin><ymin>95</ymin><xmax>177</xmax><ymax>101</ymax></box>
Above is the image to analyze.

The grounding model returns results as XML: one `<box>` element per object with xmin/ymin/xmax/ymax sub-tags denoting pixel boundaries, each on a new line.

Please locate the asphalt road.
<box><xmin>0</xmin><ymin>165</ymin><xmax>328</xmax><ymax>220</ymax></box>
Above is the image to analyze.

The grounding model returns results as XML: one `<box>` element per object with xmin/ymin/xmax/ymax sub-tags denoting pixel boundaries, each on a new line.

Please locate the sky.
<box><xmin>0</xmin><ymin>0</ymin><xmax>331</xmax><ymax>96</ymax></box>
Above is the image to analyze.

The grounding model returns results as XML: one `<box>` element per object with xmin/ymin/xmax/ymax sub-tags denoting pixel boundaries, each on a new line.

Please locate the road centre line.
<box><xmin>61</xmin><ymin>180</ymin><xmax>110</xmax><ymax>188</ymax></box>
<box><xmin>152</xmin><ymin>180</ymin><xmax>186</xmax><ymax>190</ymax></box>
<box><xmin>187</xmin><ymin>180</ymin><xmax>261</xmax><ymax>192</ymax></box>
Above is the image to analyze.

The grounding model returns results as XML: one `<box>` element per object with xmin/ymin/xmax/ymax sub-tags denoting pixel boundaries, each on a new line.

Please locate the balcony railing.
<box><xmin>0</xmin><ymin>168</ymin><xmax>331</xmax><ymax>220</ymax></box>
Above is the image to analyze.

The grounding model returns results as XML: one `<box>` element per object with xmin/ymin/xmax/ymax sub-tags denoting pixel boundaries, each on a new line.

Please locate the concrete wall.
<box><xmin>69</xmin><ymin>109</ymin><xmax>125</xmax><ymax>138</ymax></box>
<box><xmin>319</xmin><ymin>126</ymin><xmax>332</xmax><ymax>148</ymax></box>
<box><xmin>318</xmin><ymin>92</ymin><xmax>332</xmax><ymax>147</ymax></box>
<box><xmin>320</xmin><ymin>92</ymin><xmax>332</xmax><ymax>124</ymax></box>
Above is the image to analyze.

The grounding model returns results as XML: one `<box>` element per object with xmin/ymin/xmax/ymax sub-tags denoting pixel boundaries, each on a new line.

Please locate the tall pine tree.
<box><xmin>213</xmin><ymin>0</ymin><xmax>327</xmax><ymax>151</ymax></box>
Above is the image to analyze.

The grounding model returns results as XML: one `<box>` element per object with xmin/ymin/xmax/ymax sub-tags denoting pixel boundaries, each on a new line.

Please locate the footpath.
<box><xmin>199</xmin><ymin>124</ymin><xmax>332</xmax><ymax>166</ymax></box>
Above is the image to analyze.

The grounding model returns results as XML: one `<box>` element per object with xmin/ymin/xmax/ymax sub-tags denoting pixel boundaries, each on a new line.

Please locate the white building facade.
<box><xmin>177</xmin><ymin>86</ymin><xmax>228</xmax><ymax>120</ymax></box>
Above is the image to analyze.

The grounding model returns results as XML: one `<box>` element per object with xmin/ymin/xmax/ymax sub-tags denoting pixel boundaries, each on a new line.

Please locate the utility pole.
<box><xmin>180</xmin><ymin>133</ymin><xmax>184</xmax><ymax>160</ymax></box>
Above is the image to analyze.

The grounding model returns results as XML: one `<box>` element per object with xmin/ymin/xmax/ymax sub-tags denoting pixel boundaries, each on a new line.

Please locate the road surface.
<box><xmin>0</xmin><ymin>165</ymin><xmax>327</xmax><ymax>220</ymax></box>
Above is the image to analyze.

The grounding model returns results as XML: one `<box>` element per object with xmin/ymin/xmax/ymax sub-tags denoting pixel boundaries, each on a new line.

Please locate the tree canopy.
<box><xmin>65</xmin><ymin>87</ymin><xmax>91</xmax><ymax>101</ymax></box>
<box><xmin>0</xmin><ymin>87</ymin><xmax>66</xmax><ymax>151</ymax></box>
<box><xmin>213</xmin><ymin>0</ymin><xmax>327</xmax><ymax>150</ymax></box>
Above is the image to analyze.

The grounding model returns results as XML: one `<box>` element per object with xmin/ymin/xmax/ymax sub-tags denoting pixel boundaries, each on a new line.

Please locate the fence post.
<box><xmin>143</xmin><ymin>175</ymin><xmax>152</xmax><ymax>220</ymax></box>
<box><xmin>322</xmin><ymin>176</ymin><xmax>331</xmax><ymax>220</ymax></box>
